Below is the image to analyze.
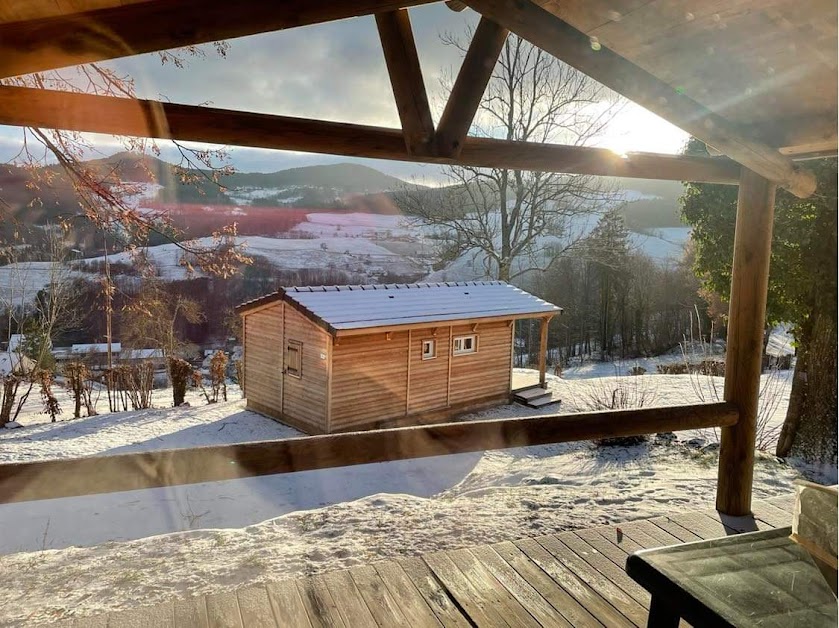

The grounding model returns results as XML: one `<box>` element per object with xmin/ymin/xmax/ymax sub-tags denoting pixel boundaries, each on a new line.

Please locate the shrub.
<box><xmin>169</xmin><ymin>357</ymin><xmax>193</xmax><ymax>406</ymax></box>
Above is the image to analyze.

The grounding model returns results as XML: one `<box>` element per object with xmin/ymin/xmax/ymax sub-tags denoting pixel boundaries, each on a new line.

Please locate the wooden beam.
<box><xmin>0</xmin><ymin>402</ymin><xmax>738</xmax><ymax>503</ymax></box>
<box><xmin>463</xmin><ymin>0</ymin><xmax>818</xmax><ymax>198</ymax></box>
<box><xmin>0</xmin><ymin>0</ymin><xmax>436</xmax><ymax>80</ymax></box>
<box><xmin>436</xmin><ymin>16</ymin><xmax>508</xmax><ymax>157</ymax></box>
<box><xmin>538</xmin><ymin>316</ymin><xmax>550</xmax><ymax>388</ymax></box>
<box><xmin>0</xmin><ymin>86</ymin><xmax>743</xmax><ymax>184</ymax></box>
<box><xmin>375</xmin><ymin>9</ymin><xmax>436</xmax><ymax>154</ymax></box>
<box><xmin>717</xmin><ymin>169</ymin><xmax>776</xmax><ymax>516</ymax></box>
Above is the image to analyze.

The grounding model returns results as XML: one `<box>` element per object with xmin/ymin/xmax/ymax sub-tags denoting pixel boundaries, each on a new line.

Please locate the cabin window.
<box><xmin>453</xmin><ymin>334</ymin><xmax>477</xmax><ymax>355</ymax></box>
<box><xmin>286</xmin><ymin>341</ymin><xmax>302</xmax><ymax>378</ymax></box>
<box><xmin>421</xmin><ymin>339</ymin><xmax>436</xmax><ymax>360</ymax></box>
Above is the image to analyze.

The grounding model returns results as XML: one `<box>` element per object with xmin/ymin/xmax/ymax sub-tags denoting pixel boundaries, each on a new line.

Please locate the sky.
<box><xmin>0</xmin><ymin>4</ymin><xmax>688</xmax><ymax>181</ymax></box>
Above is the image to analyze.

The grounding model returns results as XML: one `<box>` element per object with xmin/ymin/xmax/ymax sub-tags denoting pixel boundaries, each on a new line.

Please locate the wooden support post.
<box><xmin>716</xmin><ymin>169</ymin><xmax>777</xmax><ymax>516</ymax></box>
<box><xmin>375</xmin><ymin>9</ymin><xmax>435</xmax><ymax>155</ymax></box>
<box><xmin>435</xmin><ymin>16</ymin><xmax>508</xmax><ymax>157</ymax></box>
<box><xmin>538</xmin><ymin>317</ymin><xmax>550</xmax><ymax>388</ymax></box>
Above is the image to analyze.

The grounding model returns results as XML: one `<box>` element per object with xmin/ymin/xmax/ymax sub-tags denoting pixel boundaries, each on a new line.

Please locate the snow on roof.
<box><xmin>120</xmin><ymin>348</ymin><xmax>164</xmax><ymax>360</ymax></box>
<box><xmin>70</xmin><ymin>343</ymin><xmax>122</xmax><ymax>354</ymax></box>
<box><xmin>239</xmin><ymin>282</ymin><xmax>561</xmax><ymax>334</ymax></box>
<box><xmin>0</xmin><ymin>352</ymin><xmax>34</xmax><ymax>376</ymax></box>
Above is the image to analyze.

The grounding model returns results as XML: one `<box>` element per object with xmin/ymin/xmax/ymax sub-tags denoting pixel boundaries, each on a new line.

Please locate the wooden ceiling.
<box><xmin>0</xmin><ymin>0</ymin><xmax>834</xmax><ymax>196</ymax></box>
<box><xmin>535</xmin><ymin>0</ymin><xmax>838</xmax><ymax>158</ymax></box>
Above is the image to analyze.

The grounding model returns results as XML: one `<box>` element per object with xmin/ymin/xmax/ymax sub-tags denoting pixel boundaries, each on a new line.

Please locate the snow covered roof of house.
<box><xmin>69</xmin><ymin>343</ymin><xmax>122</xmax><ymax>354</ymax></box>
<box><xmin>0</xmin><ymin>352</ymin><xmax>34</xmax><ymax>376</ymax></box>
<box><xmin>238</xmin><ymin>282</ymin><xmax>561</xmax><ymax>335</ymax></box>
<box><xmin>120</xmin><ymin>348</ymin><xmax>164</xmax><ymax>360</ymax></box>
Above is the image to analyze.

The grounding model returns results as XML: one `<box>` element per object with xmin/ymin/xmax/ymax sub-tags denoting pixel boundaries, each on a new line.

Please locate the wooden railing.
<box><xmin>0</xmin><ymin>402</ymin><xmax>738</xmax><ymax>503</ymax></box>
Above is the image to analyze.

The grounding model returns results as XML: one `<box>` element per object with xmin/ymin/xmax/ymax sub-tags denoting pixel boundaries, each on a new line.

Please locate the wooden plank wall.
<box><xmin>449</xmin><ymin>321</ymin><xmax>512</xmax><ymax>404</ymax></box>
<box><xmin>408</xmin><ymin>327</ymin><xmax>451</xmax><ymax>414</ymax></box>
<box><xmin>243</xmin><ymin>304</ymin><xmax>283</xmax><ymax>414</ymax></box>
<box><xmin>331</xmin><ymin>331</ymin><xmax>410</xmax><ymax>430</ymax></box>
<box><xmin>282</xmin><ymin>305</ymin><xmax>330</xmax><ymax>432</ymax></box>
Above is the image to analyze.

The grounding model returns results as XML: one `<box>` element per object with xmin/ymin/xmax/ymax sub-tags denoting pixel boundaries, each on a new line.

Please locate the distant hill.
<box><xmin>0</xmin><ymin>152</ymin><xmax>420</xmax><ymax>255</ymax></box>
<box><xmin>612</xmin><ymin>178</ymin><xmax>686</xmax><ymax>230</ymax></box>
<box><xmin>221</xmin><ymin>163</ymin><xmax>408</xmax><ymax>193</ymax></box>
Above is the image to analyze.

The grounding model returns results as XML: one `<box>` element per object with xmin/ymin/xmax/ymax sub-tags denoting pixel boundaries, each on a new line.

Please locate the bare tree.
<box><xmin>121</xmin><ymin>279</ymin><xmax>205</xmax><ymax>363</ymax></box>
<box><xmin>399</xmin><ymin>34</ymin><xmax>623</xmax><ymax>281</ymax></box>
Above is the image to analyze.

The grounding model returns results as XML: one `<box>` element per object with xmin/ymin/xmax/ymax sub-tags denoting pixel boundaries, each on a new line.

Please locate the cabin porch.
<box><xmin>63</xmin><ymin>493</ymin><xmax>797</xmax><ymax>627</ymax></box>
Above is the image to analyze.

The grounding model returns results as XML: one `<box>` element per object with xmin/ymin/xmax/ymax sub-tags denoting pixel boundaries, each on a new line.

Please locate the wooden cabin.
<box><xmin>237</xmin><ymin>282</ymin><xmax>561</xmax><ymax>434</ymax></box>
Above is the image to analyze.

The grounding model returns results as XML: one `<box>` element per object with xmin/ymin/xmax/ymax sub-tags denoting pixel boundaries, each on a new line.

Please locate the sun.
<box><xmin>595</xmin><ymin>103</ymin><xmax>688</xmax><ymax>155</ymax></box>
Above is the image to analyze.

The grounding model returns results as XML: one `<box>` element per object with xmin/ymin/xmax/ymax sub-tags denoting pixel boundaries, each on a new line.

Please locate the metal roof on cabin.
<box><xmin>287</xmin><ymin>282</ymin><xmax>560</xmax><ymax>330</ymax></box>
<box><xmin>238</xmin><ymin>282</ymin><xmax>561</xmax><ymax>331</ymax></box>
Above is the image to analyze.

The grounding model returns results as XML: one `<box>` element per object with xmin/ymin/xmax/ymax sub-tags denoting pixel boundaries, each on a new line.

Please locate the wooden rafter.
<box><xmin>0</xmin><ymin>85</ymin><xmax>742</xmax><ymax>184</ymax></box>
<box><xmin>435</xmin><ymin>16</ymin><xmax>508</xmax><ymax>157</ymax></box>
<box><xmin>0</xmin><ymin>402</ymin><xmax>738</xmax><ymax>503</ymax></box>
<box><xmin>464</xmin><ymin>0</ymin><xmax>818</xmax><ymax>198</ymax></box>
<box><xmin>0</xmin><ymin>0</ymin><xmax>436</xmax><ymax>80</ymax></box>
<box><xmin>375</xmin><ymin>9</ymin><xmax>436</xmax><ymax>154</ymax></box>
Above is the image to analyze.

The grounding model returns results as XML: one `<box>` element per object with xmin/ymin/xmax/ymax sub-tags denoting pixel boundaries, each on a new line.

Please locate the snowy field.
<box><xmin>82</xmin><ymin>233</ymin><xmax>426</xmax><ymax>281</ymax></box>
<box><xmin>0</xmin><ymin>360</ymin><xmax>808</xmax><ymax>626</ymax></box>
<box><xmin>69</xmin><ymin>210</ymin><xmax>689</xmax><ymax>287</ymax></box>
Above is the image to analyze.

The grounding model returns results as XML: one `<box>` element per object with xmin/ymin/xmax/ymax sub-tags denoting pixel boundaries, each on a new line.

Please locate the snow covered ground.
<box><xmin>82</xmin><ymin>233</ymin><xmax>426</xmax><ymax>281</ymax></box>
<box><xmin>0</xmin><ymin>359</ymin><xmax>809</xmax><ymax>626</ymax></box>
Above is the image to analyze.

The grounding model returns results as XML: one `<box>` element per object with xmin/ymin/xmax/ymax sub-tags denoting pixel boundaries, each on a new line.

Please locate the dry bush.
<box><xmin>582</xmin><ymin>374</ymin><xmax>658</xmax><ymax>446</ymax></box>
<box><xmin>105</xmin><ymin>363</ymin><xmax>154</xmax><ymax>411</ymax></box>
<box><xmin>233</xmin><ymin>359</ymin><xmax>244</xmax><ymax>397</ymax></box>
<box><xmin>209</xmin><ymin>351</ymin><xmax>228</xmax><ymax>403</ymax></box>
<box><xmin>64</xmin><ymin>361</ymin><xmax>96</xmax><ymax>418</ymax></box>
<box><xmin>169</xmin><ymin>357</ymin><xmax>193</xmax><ymax>406</ymax></box>
<box><xmin>38</xmin><ymin>369</ymin><xmax>61</xmax><ymax>422</ymax></box>
<box><xmin>628</xmin><ymin>366</ymin><xmax>646</xmax><ymax>376</ymax></box>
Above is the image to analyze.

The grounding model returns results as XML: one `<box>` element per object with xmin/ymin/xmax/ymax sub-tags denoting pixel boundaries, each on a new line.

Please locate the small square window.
<box><xmin>421</xmin><ymin>339</ymin><xmax>436</xmax><ymax>360</ymax></box>
<box><xmin>453</xmin><ymin>334</ymin><xmax>477</xmax><ymax>355</ymax></box>
<box><xmin>286</xmin><ymin>341</ymin><xmax>302</xmax><ymax>378</ymax></box>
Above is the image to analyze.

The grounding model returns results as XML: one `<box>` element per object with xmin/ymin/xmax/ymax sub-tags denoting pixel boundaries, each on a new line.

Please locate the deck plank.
<box><xmin>647</xmin><ymin>516</ymin><xmax>703</xmax><ymax>543</ymax></box>
<box><xmin>469</xmin><ymin>544</ymin><xmax>573</xmax><ymax>627</ymax></box>
<box><xmin>750</xmin><ymin>499</ymin><xmax>792</xmax><ymax>528</ymax></box>
<box><xmin>449</xmin><ymin>546</ymin><xmax>543</xmax><ymax>627</ymax></box>
<box><xmin>396</xmin><ymin>556</ymin><xmax>474</xmax><ymax>628</ymax></box>
<box><xmin>537</xmin><ymin>534</ymin><xmax>649</xmax><ymax>628</ymax></box>
<box><xmin>423</xmin><ymin>550</ymin><xmax>510</xmax><ymax>627</ymax></box>
<box><xmin>265</xmin><ymin>579</ymin><xmax>313</xmax><ymax>628</ymax></box>
<box><xmin>579</xmin><ymin>525</ymin><xmax>646</xmax><ymax>555</ymax></box>
<box><xmin>236</xmin><ymin>586</ymin><xmax>276</xmax><ymax>628</ymax></box>
<box><xmin>516</xmin><ymin>536</ymin><xmax>633</xmax><ymax>627</ymax></box>
<box><xmin>765</xmin><ymin>492</ymin><xmax>796</xmax><ymax>513</ymax></box>
<box><xmin>491</xmin><ymin>541</ymin><xmax>601</xmax><ymax>627</ymax></box>
<box><xmin>558</xmin><ymin>532</ymin><xmax>651</xmax><ymax>608</ymax></box>
<box><xmin>321</xmin><ymin>570</ymin><xmax>377</xmax><ymax>628</ymax></box>
<box><xmin>374</xmin><ymin>561</ymin><xmax>443</xmax><ymax>627</ymax></box>
<box><xmin>349</xmin><ymin>564</ymin><xmax>409</xmax><ymax>627</ymax></box>
<box><xmin>297</xmin><ymin>576</ymin><xmax>346</xmax><ymax>628</ymax></box>
<box><xmin>173</xmin><ymin>597</ymin><xmax>210</xmax><ymax>628</ymax></box>
<box><xmin>205</xmin><ymin>592</ymin><xmax>243</xmax><ymax>628</ymax></box>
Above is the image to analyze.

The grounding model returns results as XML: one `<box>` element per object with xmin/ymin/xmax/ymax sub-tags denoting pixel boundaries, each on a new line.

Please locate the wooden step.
<box><xmin>514</xmin><ymin>386</ymin><xmax>548</xmax><ymax>401</ymax></box>
<box><xmin>527</xmin><ymin>395</ymin><xmax>561</xmax><ymax>408</ymax></box>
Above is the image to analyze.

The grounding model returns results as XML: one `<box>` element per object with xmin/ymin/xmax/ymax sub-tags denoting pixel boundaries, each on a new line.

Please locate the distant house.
<box><xmin>54</xmin><ymin>343</ymin><xmax>121</xmax><ymax>371</ymax></box>
<box><xmin>236</xmin><ymin>282</ymin><xmax>561</xmax><ymax>434</ymax></box>
<box><xmin>0</xmin><ymin>352</ymin><xmax>34</xmax><ymax>377</ymax></box>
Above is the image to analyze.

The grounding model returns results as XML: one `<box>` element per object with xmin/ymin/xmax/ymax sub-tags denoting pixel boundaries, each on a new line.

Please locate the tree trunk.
<box><xmin>776</xmin><ymin>289</ymin><xmax>838</xmax><ymax>468</ymax></box>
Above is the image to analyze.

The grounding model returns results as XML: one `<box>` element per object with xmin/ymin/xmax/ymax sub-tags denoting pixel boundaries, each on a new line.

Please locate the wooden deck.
<box><xmin>64</xmin><ymin>494</ymin><xmax>795</xmax><ymax>627</ymax></box>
